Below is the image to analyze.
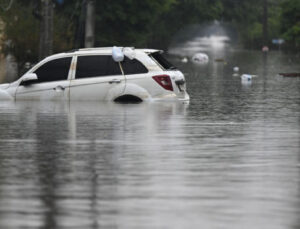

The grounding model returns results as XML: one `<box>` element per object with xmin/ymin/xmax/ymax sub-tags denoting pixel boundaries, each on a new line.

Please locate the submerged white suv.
<box><xmin>0</xmin><ymin>47</ymin><xmax>189</xmax><ymax>103</ymax></box>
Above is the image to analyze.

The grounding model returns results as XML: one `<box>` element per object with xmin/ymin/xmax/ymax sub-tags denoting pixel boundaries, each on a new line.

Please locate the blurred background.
<box><xmin>0</xmin><ymin>0</ymin><xmax>299</xmax><ymax>82</ymax></box>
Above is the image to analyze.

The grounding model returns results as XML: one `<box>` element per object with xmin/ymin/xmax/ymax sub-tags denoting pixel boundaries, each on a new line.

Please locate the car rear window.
<box><xmin>121</xmin><ymin>57</ymin><xmax>148</xmax><ymax>75</ymax></box>
<box><xmin>149</xmin><ymin>52</ymin><xmax>176</xmax><ymax>70</ymax></box>
<box><xmin>76</xmin><ymin>55</ymin><xmax>122</xmax><ymax>78</ymax></box>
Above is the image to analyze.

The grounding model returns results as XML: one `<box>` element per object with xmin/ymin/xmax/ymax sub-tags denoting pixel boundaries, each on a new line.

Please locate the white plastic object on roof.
<box><xmin>123</xmin><ymin>47</ymin><xmax>136</xmax><ymax>60</ymax></box>
<box><xmin>112</xmin><ymin>46</ymin><xmax>124</xmax><ymax>62</ymax></box>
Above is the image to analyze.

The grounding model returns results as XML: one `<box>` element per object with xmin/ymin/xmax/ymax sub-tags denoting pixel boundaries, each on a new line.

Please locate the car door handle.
<box><xmin>53</xmin><ymin>85</ymin><xmax>65</xmax><ymax>91</ymax></box>
<box><xmin>109</xmin><ymin>79</ymin><xmax>121</xmax><ymax>84</ymax></box>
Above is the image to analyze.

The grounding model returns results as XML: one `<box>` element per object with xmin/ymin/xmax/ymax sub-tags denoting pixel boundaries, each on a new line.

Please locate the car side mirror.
<box><xmin>21</xmin><ymin>73</ymin><xmax>38</xmax><ymax>85</ymax></box>
<box><xmin>112</xmin><ymin>46</ymin><xmax>124</xmax><ymax>62</ymax></box>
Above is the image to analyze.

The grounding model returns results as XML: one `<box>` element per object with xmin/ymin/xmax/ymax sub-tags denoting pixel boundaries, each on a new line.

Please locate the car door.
<box><xmin>70</xmin><ymin>55</ymin><xmax>125</xmax><ymax>101</ymax></box>
<box><xmin>16</xmin><ymin>57</ymin><xmax>72</xmax><ymax>100</ymax></box>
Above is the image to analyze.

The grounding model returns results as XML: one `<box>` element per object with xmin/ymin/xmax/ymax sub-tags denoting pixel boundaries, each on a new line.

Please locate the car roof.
<box><xmin>44</xmin><ymin>47</ymin><xmax>161</xmax><ymax>61</ymax></box>
<box><xmin>66</xmin><ymin>47</ymin><xmax>160</xmax><ymax>55</ymax></box>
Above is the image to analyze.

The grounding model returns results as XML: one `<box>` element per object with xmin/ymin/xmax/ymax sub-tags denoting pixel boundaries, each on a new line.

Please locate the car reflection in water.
<box><xmin>0</xmin><ymin>100</ymin><xmax>189</xmax><ymax>229</ymax></box>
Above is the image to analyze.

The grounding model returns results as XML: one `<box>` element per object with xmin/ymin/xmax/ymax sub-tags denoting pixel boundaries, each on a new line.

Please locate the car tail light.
<box><xmin>152</xmin><ymin>75</ymin><xmax>173</xmax><ymax>91</ymax></box>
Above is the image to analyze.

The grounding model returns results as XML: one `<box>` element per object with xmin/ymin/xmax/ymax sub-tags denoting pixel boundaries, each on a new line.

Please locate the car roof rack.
<box><xmin>78</xmin><ymin>47</ymin><xmax>114</xmax><ymax>51</ymax></box>
<box><xmin>65</xmin><ymin>49</ymin><xmax>79</xmax><ymax>53</ymax></box>
<box><xmin>65</xmin><ymin>47</ymin><xmax>136</xmax><ymax>53</ymax></box>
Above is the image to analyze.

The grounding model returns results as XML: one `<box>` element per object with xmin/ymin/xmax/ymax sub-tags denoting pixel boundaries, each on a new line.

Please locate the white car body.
<box><xmin>0</xmin><ymin>47</ymin><xmax>189</xmax><ymax>103</ymax></box>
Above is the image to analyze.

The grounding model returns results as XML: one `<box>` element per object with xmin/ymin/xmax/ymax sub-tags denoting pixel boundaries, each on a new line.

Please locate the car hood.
<box><xmin>0</xmin><ymin>83</ymin><xmax>10</xmax><ymax>90</ymax></box>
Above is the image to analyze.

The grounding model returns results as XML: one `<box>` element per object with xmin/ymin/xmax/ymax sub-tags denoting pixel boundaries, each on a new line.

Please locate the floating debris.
<box><xmin>241</xmin><ymin>74</ymin><xmax>258</xmax><ymax>81</ymax></box>
<box><xmin>192</xmin><ymin>53</ymin><xmax>209</xmax><ymax>64</ymax></box>
<box><xmin>233</xmin><ymin>66</ymin><xmax>239</xmax><ymax>72</ymax></box>
<box><xmin>241</xmin><ymin>74</ymin><xmax>252</xmax><ymax>81</ymax></box>
<box><xmin>181</xmin><ymin>57</ymin><xmax>188</xmax><ymax>63</ymax></box>
<box><xmin>279</xmin><ymin>73</ymin><xmax>300</xmax><ymax>77</ymax></box>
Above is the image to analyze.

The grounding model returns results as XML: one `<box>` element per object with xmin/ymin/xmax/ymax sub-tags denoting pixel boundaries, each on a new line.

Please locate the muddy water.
<box><xmin>0</xmin><ymin>50</ymin><xmax>299</xmax><ymax>229</ymax></box>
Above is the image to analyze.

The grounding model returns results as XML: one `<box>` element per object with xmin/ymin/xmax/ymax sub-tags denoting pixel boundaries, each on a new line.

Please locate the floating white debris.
<box><xmin>181</xmin><ymin>57</ymin><xmax>188</xmax><ymax>63</ymax></box>
<box><xmin>241</xmin><ymin>74</ymin><xmax>258</xmax><ymax>82</ymax></box>
<box><xmin>241</xmin><ymin>74</ymin><xmax>252</xmax><ymax>81</ymax></box>
<box><xmin>192</xmin><ymin>53</ymin><xmax>209</xmax><ymax>64</ymax></box>
<box><xmin>233</xmin><ymin>66</ymin><xmax>239</xmax><ymax>72</ymax></box>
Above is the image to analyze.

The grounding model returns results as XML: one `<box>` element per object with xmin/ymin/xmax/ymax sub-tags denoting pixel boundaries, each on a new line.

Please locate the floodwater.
<box><xmin>0</xmin><ymin>50</ymin><xmax>300</xmax><ymax>229</ymax></box>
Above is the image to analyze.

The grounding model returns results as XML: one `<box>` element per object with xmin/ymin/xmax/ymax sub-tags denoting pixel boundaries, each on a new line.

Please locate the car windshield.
<box><xmin>149</xmin><ymin>52</ymin><xmax>176</xmax><ymax>70</ymax></box>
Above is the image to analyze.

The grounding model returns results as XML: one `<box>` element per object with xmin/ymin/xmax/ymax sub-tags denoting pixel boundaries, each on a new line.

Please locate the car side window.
<box><xmin>33</xmin><ymin>57</ymin><xmax>72</xmax><ymax>83</ymax></box>
<box><xmin>76</xmin><ymin>55</ymin><xmax>122</xmax><ymax>79</ymax></box>
<box><xmin>121</xmin><ymin>57</ymin><xmax>148</xmax><ymax>75</ymax></box>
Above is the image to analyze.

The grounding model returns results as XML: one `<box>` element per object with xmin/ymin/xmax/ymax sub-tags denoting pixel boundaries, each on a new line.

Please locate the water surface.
<box><xmin>0</xmin><ymin>50</ymin><xmax>300</xmax><ymax>229</ymax></box>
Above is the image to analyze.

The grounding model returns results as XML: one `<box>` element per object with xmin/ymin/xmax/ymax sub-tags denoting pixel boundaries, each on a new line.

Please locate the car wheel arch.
<box><xmin>114</xmin><ymin>94</ymin><xmax>143</xmax><ymax>103</ymax></box>
<box><xmin>107</xmin><ymin>83</ymin><xmax>151</xmax><ymax>102</ymax></box>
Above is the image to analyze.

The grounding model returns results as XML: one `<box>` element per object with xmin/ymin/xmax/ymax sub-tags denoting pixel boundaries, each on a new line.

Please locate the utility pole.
<box><xmin>39</xmin><ymin>0</ymin><xmax>54</xmax><ymax>60</ymax></box>
<box><xmin>84</xmin><ymin>0</ymin><xmax>95</xmax><ymax>48</ymax></box>
<box><xmin>262</xmin><ymin>0</ymin><xmax>268</xmax><ymax>48</ymax></box>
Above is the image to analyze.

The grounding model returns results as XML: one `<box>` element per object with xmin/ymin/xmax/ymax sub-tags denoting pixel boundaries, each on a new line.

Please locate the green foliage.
<box><xmin>0</xmin><ymin>1</ymin><xmax>39</xmax><ymax>68</ymax></box>
<box><xmin>247</xmin><ymin>22</ymin><xmax>263</xmax><ymax>48</ymax></box>
<box><xmin>268</xmin><ymin>2</ymin><xmax>282</xmax><ymax>40</ymax></box>
<box><xmin>219</xmin><ymin>0</ymin><xmax>266</xmax><ymax>48</ymax></box>
<box><xmin>53</xmin><ymin>13</ymin><xmax>75</xmax><ymax>53</ymax></box>
<box><xmin>0</xmin><ymin>0</ymin><xmax>75</xmax><ymax>70</ymax></box>
<box><xmin>145</xmin><ymin>0</ymin><xmax>224</xmax><ymax>48</ymax></box>
<box><xmin>280</xmin><ymin>0</ymin><xmax>300</xmax><ymax>50</ymax></box>
<box><xmin>0</xmin><ymin>0</ymin><xmax>299</xmax><ymax>67</ymax></box>
<box><xmin>94</xmin><ymin>0</ymin><xmax>176</xmax><ymax>47</ymax></box>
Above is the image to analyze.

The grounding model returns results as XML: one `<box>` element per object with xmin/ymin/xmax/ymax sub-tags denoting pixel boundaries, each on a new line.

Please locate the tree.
<box><xmin>150</xmin><ymin>0</ymin><xmax>224</xmax><ymax>48</ymax></box>
<box><xmin>0</xmin><ymin>1</ymin><xmax>39</xmax><ymax>70</ymax></box>
<box><xmin>93</xmin><ymin>0</ymin><xmax>176</xmax><ymax>48</ymax></box>
<box><xmin>0</xmin><ymin>0</ymin><xmax>75</xmax><ymax>72</ymax></box>
<box><xmin>39</xmin><ymin>0</ymin><xmax>54</xmax><ymax>60</ymax></box>
<box><xmin>280</xmin><ymin>0</ymin><xmax>300</xmax><ymax>50</ymax></box>
<box><xmin>0</xmin><ymin>0</ymin><xmax>298</xmax><ymax>71</ymax></box>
